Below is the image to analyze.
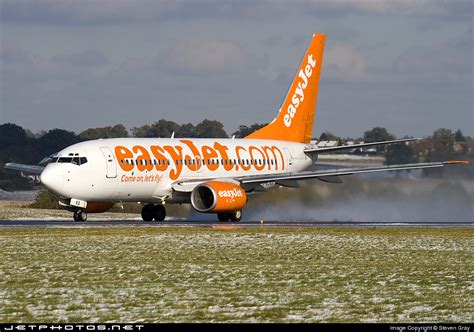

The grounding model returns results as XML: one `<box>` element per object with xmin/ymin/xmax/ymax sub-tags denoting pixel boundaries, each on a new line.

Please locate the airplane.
<box><xmin>5</xmin><ymin>33</ymin><xmax>469</xmax><ymax>222</ymax></box>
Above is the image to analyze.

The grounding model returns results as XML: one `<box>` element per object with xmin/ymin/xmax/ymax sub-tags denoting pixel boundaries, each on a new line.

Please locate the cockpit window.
<box><xmin>57</xmin><ymin>156</ymin><xmax>88</xmax><ymax>165</ymax></box>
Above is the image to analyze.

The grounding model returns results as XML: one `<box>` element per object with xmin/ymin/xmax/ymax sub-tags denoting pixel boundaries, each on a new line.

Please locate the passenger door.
<box><xmin>100</xmin><ymin>147</ymin><xmax>117</xmax><ymax>178</ymax></box>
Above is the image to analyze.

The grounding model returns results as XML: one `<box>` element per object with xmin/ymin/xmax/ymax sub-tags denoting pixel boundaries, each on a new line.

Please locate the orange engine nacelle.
<box><xmin>190</xmin><ymin>181</ymin><xmax>247</xmax><ymax>213</ymax></box>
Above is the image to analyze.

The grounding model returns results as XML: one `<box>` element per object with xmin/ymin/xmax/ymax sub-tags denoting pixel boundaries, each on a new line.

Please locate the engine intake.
<box><xmin>191</xmin><ymin>181</ymin><xmax>246</xmax><ymax>213</ymax></box>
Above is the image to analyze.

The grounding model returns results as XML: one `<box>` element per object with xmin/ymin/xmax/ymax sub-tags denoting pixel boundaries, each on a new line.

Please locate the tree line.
<box><xmin>0</xmin><ymin>120</ymin><xmax>268</xmax><ymax>165</ymax></box>
<box><xmin>318</xmin><ymin>127</ymin><xmax>472</xmax><ymax>166</ymax></box>
<box><xmin>0</xmin><ymin>120</ymin><xmax>472</xmax><ymax>190</ymax></box>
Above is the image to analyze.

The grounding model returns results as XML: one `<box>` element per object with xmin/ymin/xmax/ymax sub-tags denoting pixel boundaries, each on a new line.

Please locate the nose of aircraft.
<box><xmin>40</xmin><ymin>165</ymin><xmax>64</xmax><ymax>194</ymax></box>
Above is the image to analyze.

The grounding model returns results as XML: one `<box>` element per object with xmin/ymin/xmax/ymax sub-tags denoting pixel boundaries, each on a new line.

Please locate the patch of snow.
<box><xmin>0</xmin><ymin>189</ymin><xmax>39</xmax><ymax>201</ymax></box>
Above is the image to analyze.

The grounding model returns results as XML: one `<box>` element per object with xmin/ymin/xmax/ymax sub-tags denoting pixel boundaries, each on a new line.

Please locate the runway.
<box><xmin>0</xmin><ymin>219</ymin><xmax>472</xmax><ymax>228</ymax></box>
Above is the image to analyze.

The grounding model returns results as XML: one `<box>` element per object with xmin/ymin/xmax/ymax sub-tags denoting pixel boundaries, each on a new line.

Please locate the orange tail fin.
<box><xmin>246</xmin><ymin>33</ymin><xmax>326</xmax><ymax>143</ymax></box>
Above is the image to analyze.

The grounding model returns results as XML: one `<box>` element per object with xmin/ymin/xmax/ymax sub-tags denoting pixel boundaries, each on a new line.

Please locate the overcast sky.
<box><xmin>1</xmin><ymin>0</ymin><xmax>472</xmax><ymax>138</ymax></box>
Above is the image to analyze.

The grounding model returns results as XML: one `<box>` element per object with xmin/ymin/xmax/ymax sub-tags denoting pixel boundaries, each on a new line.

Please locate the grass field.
<box><xmin>0</xmin><ymin>227</ymin><xmax>472</xmax><ymax>323</ymax></box>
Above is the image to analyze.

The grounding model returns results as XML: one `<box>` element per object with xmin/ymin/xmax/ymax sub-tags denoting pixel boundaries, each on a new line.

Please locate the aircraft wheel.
<box><xmin>217</xmin><ymin>213</ymin><xmax>230</xmax><ymax>222</ymax></box>
<box><xmin>153</xmin><ymin>205</ymin><xmax>166</xmax><ymax>221</ymax></box>
<box><xmin>78</xmin><ymin>210</ymin><xmax>88</xmax><ymax>222</ymax></box>
<box><xmin>73</xmin><ymin>211</ymin><xmax>80</xmax><ymax>222</ymax></box>
<box><xmin>141</xmin><ymin>204</ymin><xmax>154</xmax><ymax>221</ymax></box>
<box><xmin>229</xmin><ymin>210</ymin><xmax>242</xmax><ymax>222</ymax></box>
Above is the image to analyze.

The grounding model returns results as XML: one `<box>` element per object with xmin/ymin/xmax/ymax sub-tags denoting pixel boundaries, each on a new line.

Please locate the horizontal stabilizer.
<box><xmin>4</xmin><ymin>163</ymin><xmax>45</xmax><ymax>175</ymax></box>
<box><xmin>304</xmin><ymin>138</ymin><xmax>418</xmax><ymax>154</ymax></box>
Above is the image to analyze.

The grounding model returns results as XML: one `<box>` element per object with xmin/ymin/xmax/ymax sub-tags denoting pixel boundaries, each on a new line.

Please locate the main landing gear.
<box><xmin>141</xmin><ymin>204</ymin><xmax>166</xmax><ymax>222</ymax></box>
<box><xmin>217</xmin><ymin>210</ymin><xmax>242</xmax><ymax>222</ymax></box>
<box><xmin>73</xmin><ymin>210</ymin><xmax>87</xmax><ymax>222</ymax></box>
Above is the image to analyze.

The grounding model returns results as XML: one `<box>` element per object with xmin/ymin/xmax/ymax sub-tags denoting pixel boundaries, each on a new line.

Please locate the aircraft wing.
<box><xmin>304</xmin><ymin>138</ymin><xmax>418</xmax><ymax>154</ymax></box>
<box><xmin>4</xmin><ymin>163</ymin><xmax>45</xmax><ymax>175</ymax></box>
<box><xmin>172</xmin><ymin>160</ymin><xmax>469</xmax><ymax>193</ymax></box>
<box><xmin>239</xmin><ymin>160</ymin><xmax>468</xmax><ymax>185</ymax></box>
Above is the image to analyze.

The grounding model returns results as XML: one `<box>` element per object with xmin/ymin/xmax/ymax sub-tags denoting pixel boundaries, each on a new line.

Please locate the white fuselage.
<box><xmin>40</xmin><ymin>138</ymin><xmax>313</xmax><ymax>204</ymax></box>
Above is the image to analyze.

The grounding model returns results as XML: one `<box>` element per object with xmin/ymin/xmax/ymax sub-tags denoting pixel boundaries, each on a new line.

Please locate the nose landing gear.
<box><xmin>73</xmin><ymin>210</ymin><xmax>87</xmax><ymax>222</ymax></box>
<box><xmin>141</xmin><ymin>204</ymin><xmax>166</xmax><ymax>221</ymax></box>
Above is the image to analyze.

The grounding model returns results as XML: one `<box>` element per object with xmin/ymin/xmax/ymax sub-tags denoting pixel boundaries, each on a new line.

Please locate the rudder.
<box><xmin>246</xmin><ymin>33</ymin><xmax>326</xmax><ymax>143</ymax></box>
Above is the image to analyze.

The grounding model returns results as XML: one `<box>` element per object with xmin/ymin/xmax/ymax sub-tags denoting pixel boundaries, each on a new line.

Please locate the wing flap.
<box><xmin>317</xmin><ymin>175</ymin><xmax>343</xmax><ymax>183</ymax></box>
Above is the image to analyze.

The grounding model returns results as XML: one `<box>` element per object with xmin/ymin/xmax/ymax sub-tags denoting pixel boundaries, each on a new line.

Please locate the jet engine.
<box><xmin>190</xmin><ymin>181</ymin><xmax>247</xmax><ymax>213</ymax></box>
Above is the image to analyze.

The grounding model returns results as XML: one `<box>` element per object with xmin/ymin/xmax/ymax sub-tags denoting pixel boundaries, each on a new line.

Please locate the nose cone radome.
<box><xmin>40</xmin><ymin>165</ymin><xmax>64</xmax><ymax>195</ymax></box>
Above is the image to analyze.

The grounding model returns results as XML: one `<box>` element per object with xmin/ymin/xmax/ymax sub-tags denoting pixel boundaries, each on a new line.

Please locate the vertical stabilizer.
<box><xmin>246</xmin><ymin>33</ymin><xmax>325</xmax><ymax>143</ymax></box>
